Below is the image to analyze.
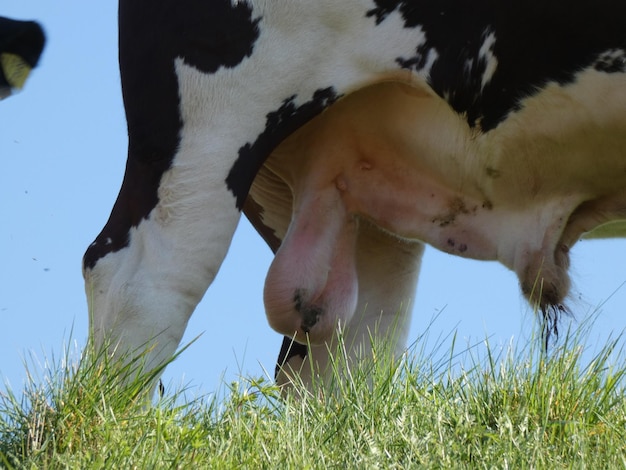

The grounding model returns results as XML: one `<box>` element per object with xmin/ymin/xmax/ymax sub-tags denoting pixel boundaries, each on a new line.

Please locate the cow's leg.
<box><xmin>276</xmin><ymin>223</ymin><xmax>424</xmax><ymax>390</ymax></box>
<box><xmin>84</xmin><ymin>146</ymin><xmax>241</xmax><ymax>393</ymax></box>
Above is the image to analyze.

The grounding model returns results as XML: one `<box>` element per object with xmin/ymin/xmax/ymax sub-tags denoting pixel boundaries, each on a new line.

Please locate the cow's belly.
<box><xmin>253</xmin><ymin>78</ymin><xmax>626</xmax><ymax>343</ymax></box>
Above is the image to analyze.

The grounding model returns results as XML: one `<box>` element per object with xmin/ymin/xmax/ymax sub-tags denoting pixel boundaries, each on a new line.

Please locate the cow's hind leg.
<box><xmin>84</xmin><ymin>152</ymin><xmax>241</xmax><ymax>393</ymax></box>
<box><xmin>276</xmin><ymin>222</ymin><xmax>424</xmax><ymax>391</ymax></box>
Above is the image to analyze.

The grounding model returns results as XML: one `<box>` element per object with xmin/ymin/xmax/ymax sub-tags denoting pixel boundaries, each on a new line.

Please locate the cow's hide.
<box><xmin>84</xmin><ymin>0</ymin><xmax>626</xmax><ymax>392</ymax></box>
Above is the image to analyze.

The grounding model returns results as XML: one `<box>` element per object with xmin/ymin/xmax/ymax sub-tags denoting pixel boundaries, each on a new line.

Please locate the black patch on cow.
<box><xmin>174</xmin><ymin>2</ymin><xmax>260</xmax><ymax>74</ymax></box>
<box><xmin>367</xmin><ymin>0</ymin><xmax>626</xmax><ymax>130</ymax></box>
<box><xmin>275</xmin><ymin>336</ymin><xmax>308</xmax><ymax>380</ymax></box>
<box><xmin>243</xmin><ymin>196</ymin><xmax>283</xmax><ymax>253</ymax></box>
<box><xmin>226</xmin><ymin>87</ymin><xmax>339</xmax><ymax>210</ymax></box>
<box><xmin>84</xmin><ymin>0</ymin><xmax>260</xmax><ymax>269</ymax></box>
<box><xmin>594</xmin><ymin>49</ymin><xmax>626</xmax><ymax>74</ymax></box>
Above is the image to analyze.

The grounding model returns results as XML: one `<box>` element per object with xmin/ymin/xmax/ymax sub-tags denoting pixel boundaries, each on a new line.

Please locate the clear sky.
<box><xmin>2</xmin><ymin>1</ymin><xmax>625</xmax><ymax>399</ymax></box>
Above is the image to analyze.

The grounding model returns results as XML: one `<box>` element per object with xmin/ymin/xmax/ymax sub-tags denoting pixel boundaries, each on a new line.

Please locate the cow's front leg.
<box><xmin>83</xmin><ymin>155</ymin><xmax>241</xmax><ymax>393</ymax></box>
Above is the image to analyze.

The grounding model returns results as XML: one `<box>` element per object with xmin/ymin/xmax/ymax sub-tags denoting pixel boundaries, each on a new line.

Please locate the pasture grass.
<box><xmin>1</xmin><ymin>321</ymin><xmax>626</xmax><ymax>468</ymax></box>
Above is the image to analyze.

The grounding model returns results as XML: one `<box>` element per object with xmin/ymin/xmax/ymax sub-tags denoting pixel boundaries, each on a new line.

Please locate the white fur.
<box><xmin>87</xmin><ymin>1</ymin><xmax>626</xmax><ymax>394</ymax></box>
<box><xmin>86</xmin><ymin>0</ymin><xmax>438</xmax><ymax>392</ymax></box>
<box><xmin>478</xmin><ymin>30</ymin><xmax>497</xmax><ymax>90</ymax></box>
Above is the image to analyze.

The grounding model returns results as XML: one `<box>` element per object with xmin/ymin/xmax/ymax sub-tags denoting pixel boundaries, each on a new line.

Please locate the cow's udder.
<box><xmin>263</xmin><ymin>186</ymin><xmax>359</xmax><ymax>345</ymax></box>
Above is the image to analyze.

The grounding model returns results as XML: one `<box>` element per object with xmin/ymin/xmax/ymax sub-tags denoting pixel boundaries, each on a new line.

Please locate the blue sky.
<box><xmin>2</xmin><ymin>1</ymin><xmax>626</xmax><ymax>398</ymax></box>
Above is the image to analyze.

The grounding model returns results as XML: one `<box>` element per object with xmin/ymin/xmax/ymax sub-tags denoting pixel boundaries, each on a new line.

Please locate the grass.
<box><xmin>1</xmin><ymin>321</ymin><xmax>626</xmax><ymax>469</ymax></box>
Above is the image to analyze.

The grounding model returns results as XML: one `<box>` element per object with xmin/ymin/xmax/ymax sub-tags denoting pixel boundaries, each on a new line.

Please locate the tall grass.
<box><xmin>1</xmin><ymin>320</ymin><xmax>625</xmax><ymax>468</ymax></box>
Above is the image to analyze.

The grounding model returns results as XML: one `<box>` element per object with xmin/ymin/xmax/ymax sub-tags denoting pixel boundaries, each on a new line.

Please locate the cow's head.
<box><xmin>0</xmin><ymin>17</ymin><xmax>45</xmax><ymax>99</ymax></box>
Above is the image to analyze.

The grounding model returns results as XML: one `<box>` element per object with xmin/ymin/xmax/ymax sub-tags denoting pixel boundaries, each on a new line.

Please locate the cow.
<box><xmin>84</xmin><ymin>0</ymin><xmax>626</xmax><ymax>393</ymax></box>
<box><xmin>0</xmin><ymin>16</ymin><xmax>45</xmax><ymax>99</ymax></box>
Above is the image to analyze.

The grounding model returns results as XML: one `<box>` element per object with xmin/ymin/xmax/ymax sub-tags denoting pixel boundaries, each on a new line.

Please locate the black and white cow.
<box><xmin>84</xmin><ymin>0</ymin><xmax>626</xmax><ymax>392</ymax></box>
<box><xmin>0</xmin><ymin>16</ymin><xmax>45</xmax><ymax>99</ymax></box>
